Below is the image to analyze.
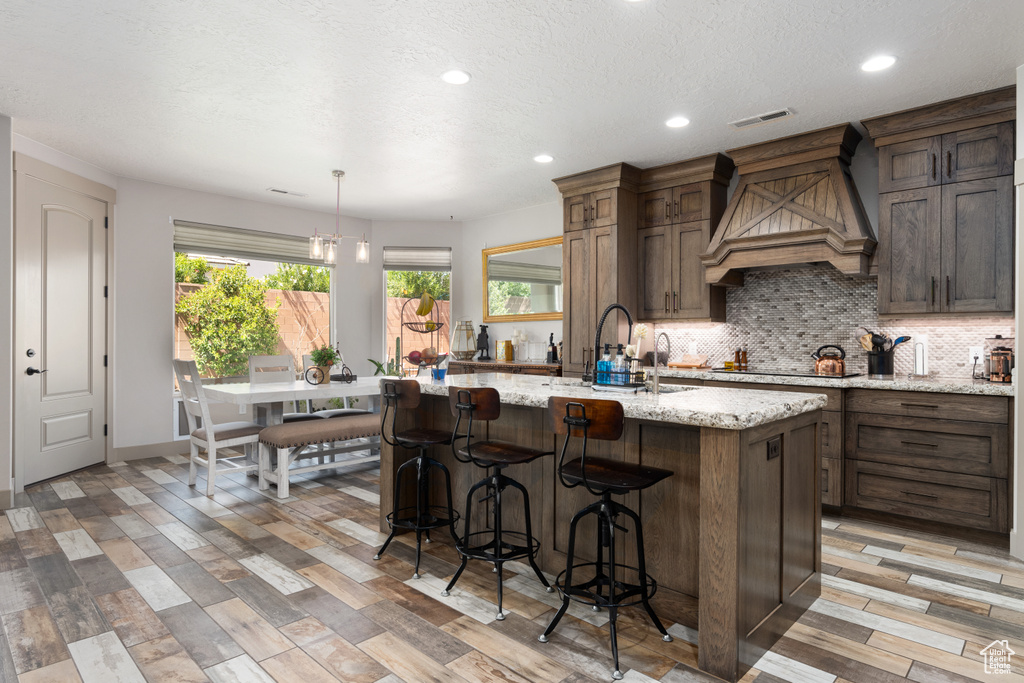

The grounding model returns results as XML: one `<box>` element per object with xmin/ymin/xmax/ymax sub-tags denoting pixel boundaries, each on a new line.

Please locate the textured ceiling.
<box><xmin>0</xmin><ymin>0</ymin><xmax>1021</xmax><ymax>221</ymax></box>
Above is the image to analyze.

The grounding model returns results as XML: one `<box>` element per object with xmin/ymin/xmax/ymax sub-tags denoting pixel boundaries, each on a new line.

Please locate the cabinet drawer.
<box><xmin>846</xmin><ymin>413</ymin><xmax>1007</xmax><ymax>478</ymax></box>
<box><xmin>704</xmin><ymin>381</ymin><xmax>842</xmax><ymax>411</ymax></box>
<box><xmin>845</xmin><ymin>460</ymin><xmax>1007</xmax><ymax>532</ymax></box>
<box><xmin>846</xmin><ymin>389</ymin><xmax>1007</xmax><ymax>423</ymax></box>
<box><xmin>821</xmin><ymin>457</ymin><xmax>841</xmax><ymax>507</ymax></box>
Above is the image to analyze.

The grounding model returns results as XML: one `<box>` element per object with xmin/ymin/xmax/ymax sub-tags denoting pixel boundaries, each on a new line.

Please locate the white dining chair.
<box><xmin>173</xmin><ymin>359</ymin><xmax>261</xmax><ymax>496</ymax></box>
<box><xmin>250</xmin><ymin>354</ymin><xmax>323</xmax><ymax>422</ymax></box>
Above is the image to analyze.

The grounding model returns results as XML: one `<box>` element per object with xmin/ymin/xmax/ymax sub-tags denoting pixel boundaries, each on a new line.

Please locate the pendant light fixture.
<box><xmin>309</xmin><ymin>170</ymin><xmax>370</xmax><ymax>265</ymax></box>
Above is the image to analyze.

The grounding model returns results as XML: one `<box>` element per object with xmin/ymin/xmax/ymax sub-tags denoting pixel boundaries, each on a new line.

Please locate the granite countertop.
<box><xmin>654</xmin><ymin>368</ymin><xmax>1016</xmax><ymax>397</ymax></box>
<box><xmin>415</xmin><ymin>372</ymin><xmax>827</xmax><ymax>431</ymax></box>
<box><xmin>449</xmin><ymin>359</ymin><xmax>561</xmax><ymax>367</ymax></box>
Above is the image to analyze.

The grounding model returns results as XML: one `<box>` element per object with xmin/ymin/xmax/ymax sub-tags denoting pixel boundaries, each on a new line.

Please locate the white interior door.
<box><xmin>14</xmin><ymin>162</ymin><xmax>109</xmax><ymax>485</ymax></box>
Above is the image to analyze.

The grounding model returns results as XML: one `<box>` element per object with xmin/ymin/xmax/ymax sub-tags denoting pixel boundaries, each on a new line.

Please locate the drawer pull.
<box><xmin>899</xmin><ymin>402</ymin><xmax>939</xmax><ymax>409</ymax></box>
<box><xmin>901</xmin><ymin>440</ymin><xmax>938</xmax><ymax>449</ymax></box>
<box><xmin>901</xmin><ymin>490</ymin><xmax>939</xmax><ymax>500</ymax></box>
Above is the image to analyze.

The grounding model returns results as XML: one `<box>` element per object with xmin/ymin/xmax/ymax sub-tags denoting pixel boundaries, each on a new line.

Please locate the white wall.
<box><xmin>457</xmin><ymin>201</ymin><xmax>563</xmax><ymax>352</ymax></box>
<box><xmin>1012</xmin><ymin>64</ymin><xmax>1023</xmax><ymax>560</ymax></box>
<box><xmin>113</xmin><ymin>178</ymin><xmax>371</xmax><ymax>449</ymax></box>
<box><xmin>0</xmin><ymin>116</ymin><xmax>12</xmax><ymax>506</ymax></box>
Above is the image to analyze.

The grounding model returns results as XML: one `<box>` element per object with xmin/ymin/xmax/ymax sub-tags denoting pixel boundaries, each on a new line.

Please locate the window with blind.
<box><xmin>382</xmin><ymin>247</ymin><xmax>452</xmax><ymax>373</ymax></box>
<box><xmin>173</xmin><ymin>220</ymin><xmax>332</xmax><ymax>381</ymax></box>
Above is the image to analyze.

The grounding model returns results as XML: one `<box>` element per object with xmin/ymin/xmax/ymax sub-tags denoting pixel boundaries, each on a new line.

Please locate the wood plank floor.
<box><xmin>3</xmin><ymin>454</ymin><xmax>1024</xmax><ymax>682</ymax></box>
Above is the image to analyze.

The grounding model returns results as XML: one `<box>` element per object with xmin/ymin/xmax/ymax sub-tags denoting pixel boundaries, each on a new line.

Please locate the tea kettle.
<box><xmin>812</xmin><ymin>345</ymin><xmax>846</xmax><ymax>376</ymax></box>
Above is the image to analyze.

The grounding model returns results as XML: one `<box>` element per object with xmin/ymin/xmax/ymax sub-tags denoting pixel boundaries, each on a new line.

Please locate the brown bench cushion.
<box><xmin>260</xmin><ymin>414</ymin><xmax>380</xmax><ymax>449</ymax></box>
<box><xmin>193</xmin><ymin>421</ymin><xmax>263</xmax><ymax>442</ymax></box>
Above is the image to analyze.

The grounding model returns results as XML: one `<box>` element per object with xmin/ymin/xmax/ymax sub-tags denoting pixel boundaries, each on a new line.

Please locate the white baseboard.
<box><xmin>111</xmin><ymin>441</ymin><xmax>187</xmax><ymax>463</ymax></box>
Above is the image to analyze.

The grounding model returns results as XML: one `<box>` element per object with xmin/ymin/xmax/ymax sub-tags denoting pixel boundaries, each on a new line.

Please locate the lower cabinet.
<box><xmin>844</xmin><ymin>389</ymin><xmax>1011</xmax><ymax>533</ymax></box>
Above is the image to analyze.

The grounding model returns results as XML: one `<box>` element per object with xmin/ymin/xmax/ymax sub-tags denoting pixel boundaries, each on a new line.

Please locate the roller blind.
<box><xmin>381</xmin><ymin>246</ymin><xmax>452</xmax><ymax>272</ymax></box>
<box><xmin>487</xmin><ymin>259</ymin><xmax>561</xmax><ymax>286</ymax></box>
<box><xmin>173</xmin><ymin>220</ymin><xmax>322</xmax><ymax>266</ymax></box>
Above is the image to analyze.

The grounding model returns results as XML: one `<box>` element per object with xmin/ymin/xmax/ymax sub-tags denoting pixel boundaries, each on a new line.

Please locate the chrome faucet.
<box><xmin>652</xmin><ymin>331</ymin><xmax>671</xmax><ymax>395</ymax></box>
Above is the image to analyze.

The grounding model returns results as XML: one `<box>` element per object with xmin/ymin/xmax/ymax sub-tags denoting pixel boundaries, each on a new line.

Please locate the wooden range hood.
<box><xmin>700</xmin><ymin>123</ymin><xmax>876</xmax><ymax>286</ymax></box>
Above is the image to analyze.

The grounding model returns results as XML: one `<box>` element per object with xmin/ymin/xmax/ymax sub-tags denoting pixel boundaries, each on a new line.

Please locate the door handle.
<box><xmin>931</xmin><ymin>154</ymin><xmax>936</xmax><ymax>180</ymax></box>
<box><xmin>946</xmin><ymin>275</ymin><xmax>950</xmax><ymax>306</ymax></box>
<box><xmin>26</xmin><ymin>367</ymin><xmax>48</xmax><ymax>376</ymax></box>
<box><xmin>931</xmin><ymin>276</ymin><xmax>935</xmax><ymax>305</ymax></box>
<box><xmin>673</xmin><ymin>291</ymin><xmax>677</xmax><ymax>312</ymax></box>
<box><xmin>665</xmin><ymin>203</ymin><xmax>669</xmax><ymax>219</ymax></box>
<box><xmin>665</xmin><ymin>291</ymin><xmax>669</xmax><ymax>312</ymax></box>
<box><xmin>946</xmin><ymin>151</ymin><xmax>952</xmax><ymax>178</ymax></box>
<box><xmin>673</xmin><ymin>200</ymin><xmax>678</xmax><ymax>220</ymax></box>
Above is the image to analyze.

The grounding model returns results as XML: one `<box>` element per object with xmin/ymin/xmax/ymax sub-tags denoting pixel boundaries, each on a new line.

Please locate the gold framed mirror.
<box><xmin>482</xmin><ymin>237</ymin><xmax>563</xmax><ymax>323</ymax></box>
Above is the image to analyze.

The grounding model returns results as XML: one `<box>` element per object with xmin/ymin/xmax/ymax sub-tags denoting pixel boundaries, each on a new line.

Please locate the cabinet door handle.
<box><xmin>931</xmin><ymin>276</ymin><xmax>936</xmax><ymax>305</ymax></box>
<box><xmin>902</xmin><ymin>490</ymin><xmax>939</xmax><ymax>500</ymax></box>
<box><xmin>665</xmin><ymin>203</ymin><xmax>670</xmax><ymax>219</ymax></box>
<box><xmin>665</xmin><ymin>291</ymin><xmax>669</xmax><ymax>312</ymax></box>
<box><xmin>946</xmin><ymin>275</ymin><xmax>950</xmax><ymax>306</ymax></box>
<box><xmin>673</xmin><ymin>291</ymin><xmax>677</xmax><ymax>312</ymax></box>
<box><xmin>947</xmin><ymin>151</ymin><xmax>952</xmax><ymax>178</ymax></box>
<box><xmin>931</xmin><ymin>154</ymin><xmax>936</xmax><ymax>180</ymax></box>
<box><xmin>901</xmin><ymin>440</ymin><xmax>938</xmax><ymax>449</ymax></box>
<box><xmin>899</xmin><ymin>402</ymin><xmax>939</xmax><ymax>409</ymax></box>
<box><xmin>673</xmin><ymin>199</ymin><xmax>678</xmax><ymax>219</ymax></box>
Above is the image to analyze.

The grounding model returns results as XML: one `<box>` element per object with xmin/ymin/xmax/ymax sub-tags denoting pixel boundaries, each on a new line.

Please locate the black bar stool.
<box><xmin>376</xmin><ymin>379</ymin><xmax>459</xmax><ymax>579</ymax></box>
<box><xmin>443</xmin><ymin>387</ymin><xmax>554</xmax><ymax>620</ymax></box>
<box><xmin>540</xmin><ymin>396</ymin><xmax>674</xmax><ymax>681</ymax></box>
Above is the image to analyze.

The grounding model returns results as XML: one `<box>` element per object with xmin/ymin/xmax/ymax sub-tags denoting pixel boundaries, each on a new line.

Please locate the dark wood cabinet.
<box><xmin>554</xmin><ymin>164</ymin><xmax>641</xmax><ymax>376</ymax></box>
<box><xmin>865</xmin><ymin>89</ymin><xmax>1016</xmax><ymax>317</ymax></box>
<box><xmin>877</xmin><ymin>157</ymin><xmax>1013</xmax><ymax>315</ymax></box>
<box><xmin>844</xmin><ymin>389</ymin><xmax>1011</xmax><ymax>533</ymax></box>
<box><xmin>635</xmin><ymin>156</ymin><xmax>732</xmax><ymax>322</ymax></box>
<box><xmin>564</xmin><ymin>188</ymin><xmax>618</xmax><ymax>232</ymax></box>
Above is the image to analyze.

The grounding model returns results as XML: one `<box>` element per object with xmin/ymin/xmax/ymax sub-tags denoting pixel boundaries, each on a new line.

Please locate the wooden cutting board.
<box><xmin>668</xmin><ymin>354</ymin><xmax>709</xmax><ymax>369</ymax></box>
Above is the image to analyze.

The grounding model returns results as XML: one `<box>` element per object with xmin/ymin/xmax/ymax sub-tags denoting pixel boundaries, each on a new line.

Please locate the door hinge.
<box><xmin>103</xmin><ymin>355</ymin><xmax>107</xmax><ymax>367</ymax></box>
<box><xmin>104</xmin><ymin>286</ymin><xmax>108</xmax><ymax>298</ymax></box>
<box><xmin>104</xmin><ymin>424</ymin><xmax>108</xmax><ymax>437</ymax></box>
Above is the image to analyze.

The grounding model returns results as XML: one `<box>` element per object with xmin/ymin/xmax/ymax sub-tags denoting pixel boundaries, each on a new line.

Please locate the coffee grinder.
<box><xmin>985</xmin><ymin>335</ymin><xmax>1014</xmax><ymax>383</ymax></box>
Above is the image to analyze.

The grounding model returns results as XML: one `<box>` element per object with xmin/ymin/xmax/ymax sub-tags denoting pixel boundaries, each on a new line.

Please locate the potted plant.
<box><xmin>309</xmin><ymin>344</ymin><xmax>339</xmax><ymax>384</ymax></box>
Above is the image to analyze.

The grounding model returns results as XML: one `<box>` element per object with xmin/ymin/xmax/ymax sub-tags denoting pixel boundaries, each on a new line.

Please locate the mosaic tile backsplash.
<box><xmin>651</xmin><ymin>264</ymin><xmax>1014</xmax><ymax>379</ymax></box>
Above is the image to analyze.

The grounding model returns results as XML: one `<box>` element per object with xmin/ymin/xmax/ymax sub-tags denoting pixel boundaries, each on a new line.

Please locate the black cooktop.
<box><xmin>710</xmin><ymin>369</ymin><xmax>862</xmax><ymax>379</ymax></box>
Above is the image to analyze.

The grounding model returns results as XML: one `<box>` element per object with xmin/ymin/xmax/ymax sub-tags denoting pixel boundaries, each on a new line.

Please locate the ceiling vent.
<box><xmin>729</xmin><ymin>108</ymin><xmax>794</xmax><ymax>129</ymax></box>
<box><xmin>266</xmin><ymin>188</ymin><xmax>308</xmax><ymax>197</ymax></box>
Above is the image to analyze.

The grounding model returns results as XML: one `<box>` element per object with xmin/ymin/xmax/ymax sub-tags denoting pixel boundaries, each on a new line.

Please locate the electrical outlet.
<box><xmin>968</xmin><ymin>346</ymin><xmax>983</xmax><ymax>367</ymax></box>
<box><xmin>688</xmin><ymin>341</ymin><xmax>698</xmax><ymax>355</ymax></box>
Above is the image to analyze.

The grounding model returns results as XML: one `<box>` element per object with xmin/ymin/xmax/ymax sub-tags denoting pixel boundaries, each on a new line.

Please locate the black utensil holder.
<box><xmin>868</xmin><ymin>350</ymin><xmax>894</xmax><ymax>376</ymax></box>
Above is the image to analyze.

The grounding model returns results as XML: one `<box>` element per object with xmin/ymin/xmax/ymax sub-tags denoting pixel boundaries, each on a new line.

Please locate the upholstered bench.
<box><xmin>258</xmin><ymin>414</ymin><xmax>381</xmax><ymax>498</ymax></box>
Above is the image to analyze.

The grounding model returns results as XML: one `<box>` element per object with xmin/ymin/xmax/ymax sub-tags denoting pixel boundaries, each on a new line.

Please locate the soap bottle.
<box><xmin>614</xmin><ymin>344</ymin><xmax>626</xmax><ymax>385</ymax></box>
<box><xmin>733</xmin><ymin>348</ymin><xmax>741</xmax><ymax>371</ymax></box>
<box><xmin>598</xmin><ymin>344</ymin><xmax>611</xmax><ymax>384</ymax></box>
<box><xmin>740</xmin><ymin>347</ymin><xmax>748</xmax><ymax>371</ymax></box>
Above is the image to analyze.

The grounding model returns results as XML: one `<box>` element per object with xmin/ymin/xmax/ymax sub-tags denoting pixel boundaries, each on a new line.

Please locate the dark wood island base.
<box><xmin>380</xmin><ymin>388</ymin><xmax>821</xmax><ymax>682</ymax></box>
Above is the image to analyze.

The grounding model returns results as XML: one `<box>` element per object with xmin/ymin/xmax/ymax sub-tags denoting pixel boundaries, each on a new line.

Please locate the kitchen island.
<box><xmin>379</xmin><ymin>373</ymin><xmax>827</xmax><ymax>681</ymax></box>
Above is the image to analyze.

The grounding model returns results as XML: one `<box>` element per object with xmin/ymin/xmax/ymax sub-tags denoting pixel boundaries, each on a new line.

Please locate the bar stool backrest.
<box><xmin>548</xmin><ymin>396</ymin><xmax>624</xmax><ymax>495</ymax></box>
<box><xmin>448</xmin><ymin>386</ymin><xmax>501</xmax><ymax>465</ymax></box>
<box><xmin>547</xmin><ymin>396</ymin><xmax>624</xmax><ymax>440</ymax></box>
<box><xmin>380</xmin><ymin>379</ymin><xmax>421</xmax><ymax>447</ymax></box>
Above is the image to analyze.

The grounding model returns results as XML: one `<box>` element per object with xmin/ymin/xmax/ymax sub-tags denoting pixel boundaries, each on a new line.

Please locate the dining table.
<box><xmin>202</xmin><ymin>376</ymin><xmax>385</xmax><ymax>426</ymax></box>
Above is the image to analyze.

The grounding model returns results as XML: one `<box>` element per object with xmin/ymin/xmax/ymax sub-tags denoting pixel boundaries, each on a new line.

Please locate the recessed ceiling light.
<box><xmin>534</xmin><ymin>154</ymin><xmax>554</xmax><ymax>163</ymax></box>
<box><xmin>666</xmin><ymin>116</ymin><xmax>690</xmax><ymax>128</ymax></box>
<box><xmin>441</xmin><ymin>70</ymin><xmax>471</xmax><ymax>85</ymax></box>
<box><xmin>861</xmin><ymin>55</ymin><xmax>896</xmax><ymax>72</ymax></box>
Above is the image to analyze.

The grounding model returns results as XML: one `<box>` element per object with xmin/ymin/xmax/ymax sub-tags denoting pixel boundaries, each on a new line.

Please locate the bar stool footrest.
<box><xmin>553</xmin><ymin>562</ymin><xmax>657</xmax><ymax>609</ymax></box>
<box><xmin>455</xmin><ymin>530</ymin><xmax>540</xmax><ymax>564</ymax></box>
<box><xmin>387</xmin><ymin>505</ymin><xmax>460</xmax><ymax>532</ymax></box>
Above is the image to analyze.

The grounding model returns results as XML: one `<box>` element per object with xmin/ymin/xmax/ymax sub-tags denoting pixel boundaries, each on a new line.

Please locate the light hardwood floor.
<box><xmin>2</xmin><ymin>453</ymin><xmax>1023</xmax><ymax>682</ymax></box>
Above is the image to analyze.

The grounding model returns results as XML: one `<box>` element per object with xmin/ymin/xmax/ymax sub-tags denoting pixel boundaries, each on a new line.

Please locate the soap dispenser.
<box><xmin>614</xmin><ymin>344</ymin><xmax>626</xmax><ymax>385</ymax></box>
<box><xmin>598</xmin><ymin>344</ymin><xmax>611</xmax><ymax>384</ymax></box>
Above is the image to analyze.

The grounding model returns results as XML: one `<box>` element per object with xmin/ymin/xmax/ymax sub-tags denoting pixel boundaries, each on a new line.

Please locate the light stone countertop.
<box><xmin>415</xmin><ymin>373</ymin><xmax>827</xmax><ymax>431</ymax></box>
<box><xmin>653</xmin><ymin>368</ymin><xmax>1016</xmax><ymax>397</ymax></box>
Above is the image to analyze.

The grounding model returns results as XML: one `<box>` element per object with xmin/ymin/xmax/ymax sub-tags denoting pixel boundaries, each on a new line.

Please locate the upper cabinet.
<box><xmin>553</xmin><ymin>164</ymin><xmax>641</xmax><ymax>376</ymax></box>
<box><xmin>634</xmin><ymin>155</ymin><xmax>733</xmax><ymax>322</ymax></box>
<box><xmin>864</xmin><ymin>86</ymin><xmax>1016</xmax><ymax>316</ymax></box>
